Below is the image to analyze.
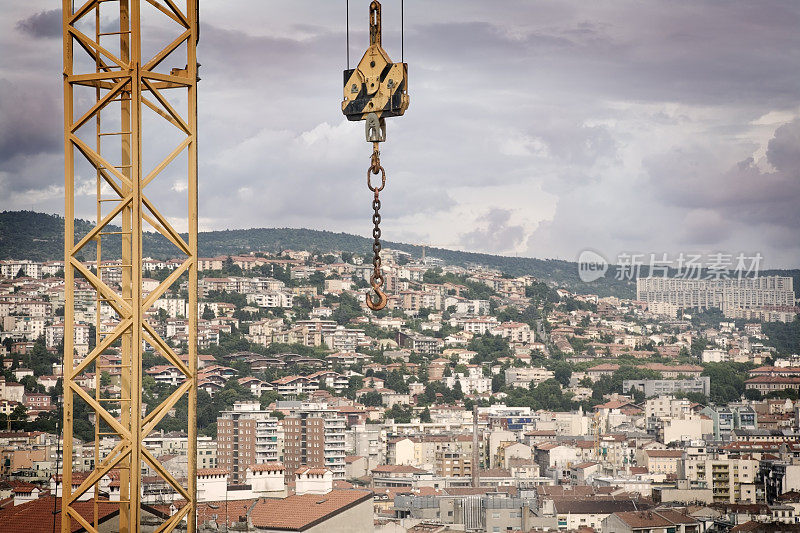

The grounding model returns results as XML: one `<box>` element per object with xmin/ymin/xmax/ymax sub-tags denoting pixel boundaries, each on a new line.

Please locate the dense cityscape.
<box><xmin>2</xmin><ymin>0</ymin><xmax>800</xmax><ymax>531</ymax></box>
<box><xmin>0</xmin><ymin>248</ymin><xmax>798</xmax><ymax>531</ymax></box>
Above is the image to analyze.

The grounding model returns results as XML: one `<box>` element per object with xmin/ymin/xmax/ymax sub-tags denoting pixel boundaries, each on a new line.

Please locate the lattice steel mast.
<box><xmin>62</xmin><ymin>1</ymin><xmax>198</xmax><ymax>531</ymax></box>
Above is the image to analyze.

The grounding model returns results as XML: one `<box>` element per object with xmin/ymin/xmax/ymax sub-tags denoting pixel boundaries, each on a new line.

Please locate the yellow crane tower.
<box><xmin>61</xmin><ymin>1</ymin><xmax>199</xmax><ymax>531</ymax></box>
<box><xmin>61</xmin><ymin>2</ymin><xmax>407</xmax><ymax>531</ymax></box>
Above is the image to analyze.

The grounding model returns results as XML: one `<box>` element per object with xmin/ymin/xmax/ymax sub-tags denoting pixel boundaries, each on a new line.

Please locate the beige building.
<box><xmin>679</xmin><ymin>454</ymin><xmax>758</xmax><ymax>503</ymax></box>
<box><xmin>388</xmin><ymin>434</ymin><xmax>477</xmax><ymax>471</ymax></box>
<box><xmin>644</xmin><ymin>449</ymin><xmax>683</xmax><ymax>475</ymax></box>
<box><xmin>662</xmin><ymin>416</ymin><xmax>713</xmax><ymax>445</ymax></box>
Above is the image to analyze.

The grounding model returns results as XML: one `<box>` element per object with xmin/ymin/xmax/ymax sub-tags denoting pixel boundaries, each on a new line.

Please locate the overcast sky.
<box><xmin>2</xmin><ymin>1</ymin><xmax>799</xmax><ymax>267</ymax></box>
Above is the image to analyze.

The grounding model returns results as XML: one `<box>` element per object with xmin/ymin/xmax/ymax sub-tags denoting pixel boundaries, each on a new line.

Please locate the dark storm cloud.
<box><xmin>410</xmin><ymin>3</ymin><xmax>800</xmax><ymax>108</ymax></box>
<box><xmin>645</xmin><ymin>118</ymin><xmax>800</xmax><ymax>229</ymax></box>
<box><xmin>0</xmin><ymin>79</ymin><xmax>61</xmax><ymax>190</ymax></box>
<box><xmin>768</xmin><ymin>119</ymin><xmax>800</xmax><ymax>173</ymax></box>
<box><xmin>2</xmin><ymin>1</ymin><xmax>800</xmax><ymax>266</ymax></box>
<box><xmin>16</xmin><ymin>9</ymin><xmax>61</xmax><ymax>39</ymax></box>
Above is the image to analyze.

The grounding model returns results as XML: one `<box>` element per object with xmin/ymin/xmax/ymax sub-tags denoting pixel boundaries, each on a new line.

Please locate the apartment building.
<box><xmin>679</xmin><ymin>452</ymin><xmax>758</xmax><ymax>503</ymax></box>
<box><xmin>505</xmin><ymin>367</ymin><xmax>555</xmax><ymax>388</ymax></box>
<box><xmin>279</xmin><ymin>402</ymin><xmax>347</xmax><ymax>480</ymax></box>
<box><xmin>636</xmin><ymin>276</ymin><xmax>794</xmax><ymax>312</ymax></box>
<box><xmin>436</xmin><ymin>450</ymin><xmax>473</xmax><ymax>477</ymax></box>
<box><xmin>491</xmin><ymin>322</ymin><xmax>533</xmax><ymax>344</ymax></box>
<box><xmin>247</xmin><ymin>291</ymin><xmax>294</xmax><ymax>308</ymax></box>
<box><xmin>396</xmin><ymin>331</ymin><xmax>443</xmax><ymax>354</ymax></box>
<box><xmin>217</xmin><ymin>402</ymin><xmax>281</xmax><ymax>483</ymax></box>
<box><xmin>323</xmin><ymin>326</ymin><xmax>367</xmax><ymax>352</ymax></box>
<box><xmin>700</xmin><ymin>405</ymin><xmax>757</xmax><ymax>438</ymax></box>
<box><xmin>622</xmin><ymin>377</ymin><xmax>711</xmax><ymax>398</ymax></box>
<box><xmin>398</xmin><ymin>290</ymin><xmax>443</xmax><ymax>312</ymax></box>
<box><xmin>44</xmin><ymin>322</ymin><xmax>90</xmax><ymax>351</ymax></box>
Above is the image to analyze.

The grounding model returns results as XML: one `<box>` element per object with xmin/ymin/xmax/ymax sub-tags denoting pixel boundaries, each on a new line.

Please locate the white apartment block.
<box><xmin>451</xmin><ymin>299</ymin><xmax>490</xmax><ymax>316</ymax></box>
<box><xmin>323</xmin><ymin>327</ymin><xmax>366</xmax><ymax>352</ymax></box>
<box><xmin>456</xmin><ymin>316</ymin><xmax>499</xmax><ymax>335</ymax></box>
<box><xmin>636</xmin><ymin>276</ymin><xmax>795</xmax><ymax>312</ymax></box>
<box><xmin>505</xmin><ymin>367</ymin><xmax>555</xmax><ymax>388</ymax></box>
<box><xmin>399</xmin><ymin>290</ymin><xmax>443</xmax><ymax>312</ymax></box>
<box><xmin>46</xmin><ymin>323</ymin><xmax>90</xmax><ymax>350</ymax></box>
<box><xmin>490</xmin><ymin>321</ymin><xmax>532</xmax><ymax>344</ymax></box>
<box><xmin>247</xmin><ymin>291</ymin><xmax>294</xmax><ymax>308</ymax></box>
<box><xmin>443</xmin><ymin>373</ymin><xmax>492</xmax><ymax>394</ymax></box>
<box><xmin>0</xmin><ymin>260</ymin><xmax>42</xmax><ymax>279</ymax></box>
<box><xmin>4</xmin><ymin>315</ymin><xmax>47</xmax><ymax>338</ymax></box>
<box><xmin>0</xmin><ymin>300</ymin><xmax>53</xmax><ymax>317</ymax></box>
<box><xmin>152</xmin><ymin>298</ymin><xmax>188</xmax><ymax>318</ymax></box>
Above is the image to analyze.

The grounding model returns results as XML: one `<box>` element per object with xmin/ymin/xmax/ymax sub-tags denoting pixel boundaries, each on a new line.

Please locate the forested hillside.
<box><xmin>20</xmin><ymin>210</ymin><xmax>800</xmax><ymax>299</ymax></box>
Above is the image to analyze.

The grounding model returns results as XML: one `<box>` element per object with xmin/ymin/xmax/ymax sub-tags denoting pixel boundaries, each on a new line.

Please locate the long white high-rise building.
<box><xmin>636</xmin><ymin>275</ymin><xmax>795</xmax><ymax>312</ymax></box>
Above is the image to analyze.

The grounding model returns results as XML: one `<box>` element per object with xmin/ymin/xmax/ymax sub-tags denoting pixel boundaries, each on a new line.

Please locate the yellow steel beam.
<box><xmin>142</xmin><ymin>138</ymin><xmax>191</xmax><ymax>187</ymax></box>
<box><xmin>63</xmin><ymin>1</ymin><xmax>198</xmax><ymax>531</ymax></box>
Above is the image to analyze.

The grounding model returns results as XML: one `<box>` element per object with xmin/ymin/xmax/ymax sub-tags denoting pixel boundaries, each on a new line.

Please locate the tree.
<box><xmin>452</xmin><ymin>380</ymin><xmax>464</xmax><ymax>400</ymax></box>
<box><xmin>553</xmin><ymin>362</ymin><xmax>572</xmax><ymax>387</ymax></box>
<box><xmin>629</xmin><ymin>386</ymin><xmax>645</xmax><ymax>404</ymax></box>
<box><xmin>360</xmin><ymin>391</ymin><xmax>383</xmax><ymax>406</ymax></box>
<box><xmin>383</xmin><ymin>404</ymin><xmax>413</xmax><ymax>423</ymax></box>
<box><xmin>202</xmin><ymin>305</ymin><xmax>215</xmax><ymax>320</ymax></box>
<box><xmin>763</xmin><ymin>318</ymin><xmax>800</xmax><ymax>355</ymax></box>
<box><xmin>590</xmin><ymin>365</ymin><xmax>661</xmax><ymax>398</ymax></box>
<box><xmin>420</xmin><ymin>407</ymin><xmax>432</xmax><ymax>423</ymax></box>
<box><xmin>691</xmin><ymin>338</ymin><xmax>708</xmax><ymax>359</ymax></box>
<box><xmin>468</xmin><ymin>333</ymin><xmax>511</xmax><ymax>364</ymax></box>
<box><xmin>743</xmin><ymin>388</ymin><xmax>762</xmax><ymax>401</ymax></box>
<box><xmin>505</xmin><ymin>379</ymin><xmax>572</xmax><ymax>411</ymax></box>
<box><xmin>330</xmin><ymin>293</ymin><xmax>362</xmax><ymax>325</ymax></box>
<box><xmin>259</xmin><ymin>390</ymin><xmax>281</xmax><ymax>410</ymax></box>
<box><xmin>702</xmin><ymin>363</ymin><xmax>750</xmax><ymax>404</ymax></box>
<box><xmin>491</xmin><ymin>373</ymin><xmax>505</xmax><ymax>393</ymax></box>
<box><xmin>385</xmin><ymin>370</ymin><xmax>409</xmax><ymax>394</ymax></box>
<box><xmin>24</xmin><ymin>336</ymin><xmax>59</xmax><ymax>377</ymax></box>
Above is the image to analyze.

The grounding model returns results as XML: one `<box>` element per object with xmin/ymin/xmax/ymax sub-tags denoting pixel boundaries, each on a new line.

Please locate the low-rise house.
<box><xmin>554</xmin><ymin>500</ymin><xmax>645</xmax><ymax>532</ymax></box>
<box><xmin>603</xmin><ymin>509</ymin><xmax>700</xmax><ymax>533</ymax></box>
<box><xmin>643</xmin><ymin>449</ymin><xmax>683</xmax><ymax>475</ymax></box>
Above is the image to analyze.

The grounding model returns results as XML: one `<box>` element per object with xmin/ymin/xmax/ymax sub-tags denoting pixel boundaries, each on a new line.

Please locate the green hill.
<box><xmin>13</xmin><ymin>210</ymin><xmax>797</xmax><ymax>300</ymax></box>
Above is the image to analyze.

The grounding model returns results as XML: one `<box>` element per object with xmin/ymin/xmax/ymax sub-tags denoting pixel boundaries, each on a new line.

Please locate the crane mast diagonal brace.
<box><xmin>62</xmin><ymin>1</ymin><xmax>199</xmax><ymax>532</ymax></box>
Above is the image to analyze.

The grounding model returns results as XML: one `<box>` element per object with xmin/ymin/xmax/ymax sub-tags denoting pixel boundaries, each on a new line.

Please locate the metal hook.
<box><xmin>366</xmin><ymin>286</ymin><xmax>388</xmax><ymax>310</ymax></box>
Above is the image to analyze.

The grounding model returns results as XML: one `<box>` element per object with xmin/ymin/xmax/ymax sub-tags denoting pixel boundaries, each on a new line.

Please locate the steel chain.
<box><xmin>366</xmin><ymin>142</ymin><xmax>388</xmax><ymax>310</ymax></box>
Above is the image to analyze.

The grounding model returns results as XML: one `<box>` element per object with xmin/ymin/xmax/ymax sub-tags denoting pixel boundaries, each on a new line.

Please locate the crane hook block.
<box><xmin>342</xmin><ymin>1</ymin><xmax>409</xmax><ymax>122</ymax></box>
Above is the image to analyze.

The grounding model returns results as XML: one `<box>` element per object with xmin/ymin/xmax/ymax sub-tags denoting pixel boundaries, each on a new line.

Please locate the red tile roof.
<box><xmin>614</xmin><ymin>510</ymin><xmax>698</xmax><ymax>528</ymax></box>
<box><xmin>371</xmin><ymin>464</ymin><xmax>427</xmax><ymax>474</ymax></box>
<box><xmin>249</xmin><ymin>489</ymin><xmax>372</xmax><ymax>530</ymax></box>
<box><xmin>248</xmin><ymin>463</ymin><xmax>284</xmax><ymax>473</ymax></box>
<box><xmin>644</xmin><ymin>449</ymin><xmax>684</xmax><ymax>458</ymax></box>
<box><xmin>0</xmin><ymin>496</ymin><xmax>133</xmax><ymax>533</ymax></box>
<box><xmin>197</xmin><ymin>468</ymin><xmax>229</xmax><ymax>476</ymax></box>
<box><xmin>10</xmin><ymin>481</ymin><xmax>38</xmax><ymax>494</ymax></box>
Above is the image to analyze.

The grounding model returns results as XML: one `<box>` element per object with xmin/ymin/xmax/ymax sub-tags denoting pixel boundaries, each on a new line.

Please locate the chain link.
<box><xmin>366</xmin><ymin>142</ymin><xmax>388</xmax><ymax>310</ymax></box>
